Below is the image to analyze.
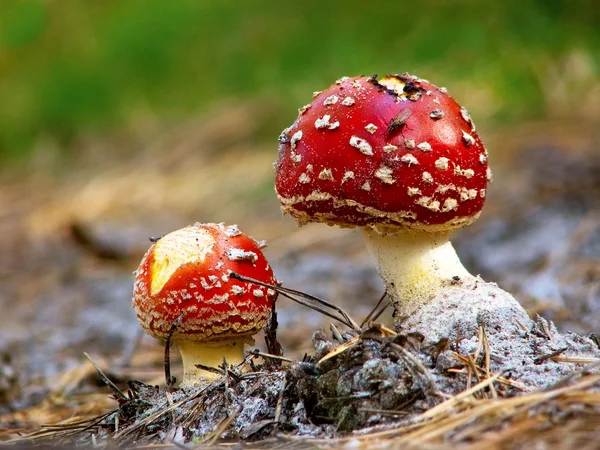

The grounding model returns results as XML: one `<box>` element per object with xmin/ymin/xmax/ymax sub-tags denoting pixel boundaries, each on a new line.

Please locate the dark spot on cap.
<box><xmin>368</xmin><ymin>74</ymin><xmax>399</xmax><ymax>97</ymax></box>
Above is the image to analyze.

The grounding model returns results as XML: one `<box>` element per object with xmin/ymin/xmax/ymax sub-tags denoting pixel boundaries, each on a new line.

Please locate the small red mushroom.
<box><xmin>274</xmin><ymin>74</ymin><xmax>493</xmax><ymax>321</ymax></box>
<box><xmin>132</xmin><ymin>223</ymin><xmax>277</xmax><ymax>386</ymax></box>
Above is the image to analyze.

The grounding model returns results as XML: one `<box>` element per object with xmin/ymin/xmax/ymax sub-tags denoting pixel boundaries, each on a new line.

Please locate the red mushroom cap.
<box><xmin>132</xmin><ymin>223</ymin><xmax>277</xmax><ymax>343</ymax></box>
<box><xmin>274</xmin><ymin>74</ymin><xmax>491</xmax><ymax>233</ymax></box>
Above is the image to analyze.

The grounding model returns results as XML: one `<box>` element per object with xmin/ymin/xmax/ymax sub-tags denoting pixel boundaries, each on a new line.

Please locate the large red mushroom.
<box><xmin>132</xmin><ymin>223</ymin><xmax>277</xmax><ymax>386</ymax></box>
<box><xmin>274</xmin><ymin>74</ymin><xmax>530</xmax><ymax>340</ymax></box>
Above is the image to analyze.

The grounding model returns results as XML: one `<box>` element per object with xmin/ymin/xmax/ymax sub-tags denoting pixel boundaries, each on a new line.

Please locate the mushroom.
<box><xmin>274</xmin><ymin>74</ymin><xmax>530</xmax><ymax>341</ymax></box>
<box><xmin>132</xmin><ymin>223</ymin><xmax>278</xmax><ymax>387</ymax></box>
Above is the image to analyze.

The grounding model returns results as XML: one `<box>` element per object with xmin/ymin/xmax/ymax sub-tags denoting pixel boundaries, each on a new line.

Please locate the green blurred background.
<box><xmin>0</xmin><ymin>0</ymin><xmax>599</xmax><ymax>164</ymax></box>
<box><xmin>1</xmin><ymin>2</ymin><xmax>600</xmax><ymax>427</ymax></box>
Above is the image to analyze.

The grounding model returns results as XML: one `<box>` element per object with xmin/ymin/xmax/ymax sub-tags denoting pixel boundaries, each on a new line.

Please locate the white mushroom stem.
<box><xmin>177</xmin><ymin>339</ymin><xmax>248</xmax><ymax>388</ymax></box>
<box><xmin>363</xmin><ymin>228</ymin><xmax>474</xmax><ymax>319</ymax></box>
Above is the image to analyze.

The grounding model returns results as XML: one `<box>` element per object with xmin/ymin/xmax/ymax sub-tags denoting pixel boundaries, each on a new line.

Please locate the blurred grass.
<box><xmin>0</xmin><ymin>0</ymin><xmax>598</xmax><ymax>163</ymax></box>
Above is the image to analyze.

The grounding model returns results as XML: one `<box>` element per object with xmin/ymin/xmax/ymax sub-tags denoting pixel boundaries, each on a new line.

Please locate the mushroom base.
<box><xmin>363</xmin><ymin>228</ymin><xmax>473</xmax><ymax>319</ymax></box>
<box><xmin>177</xmin><ymin>338</ymin><xmax>250</xmax><ymax>388</ymax></box>
<box><xmin>396</xmin><ymin>276</ymin><xmax>533</xmax><ymax>343</ymax></box>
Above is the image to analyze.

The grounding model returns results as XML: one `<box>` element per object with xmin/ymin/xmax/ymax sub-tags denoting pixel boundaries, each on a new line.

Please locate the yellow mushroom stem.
<box><xmin>363</xmin><ymin>228</ymin><xmax>473</xmax><ymax>319</ymax></box>
<box><xmin>176</xmin><ymin>338</ymin><xmax>252</xmax><ymax>388</ymax></box>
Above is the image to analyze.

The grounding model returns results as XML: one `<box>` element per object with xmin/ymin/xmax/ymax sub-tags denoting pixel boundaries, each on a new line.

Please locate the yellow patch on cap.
<box><xmin>150</xmin><ymin>227</ymin><xmax>216</xmax><ymax>295</ymax></box>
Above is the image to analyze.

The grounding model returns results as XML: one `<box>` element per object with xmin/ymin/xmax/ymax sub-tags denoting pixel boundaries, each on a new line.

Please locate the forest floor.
<box><xmin>1</xmin><ymin>104</ymin><xmax>600</xmax><ymax>448</ymax></box>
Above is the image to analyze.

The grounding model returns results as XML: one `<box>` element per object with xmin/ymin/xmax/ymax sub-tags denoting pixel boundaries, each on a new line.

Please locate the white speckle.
<box><xmin>361</xmin><ymin>181</ymin><xmax>371</xmax><ymax>191</ymax></box>
<box><xmin>462</xmin><ymin>131</ymin><xmax>475</xmax><ymax>147</ymax></box>
<box><xmin>200</xmin><ymin>278</ymin><xmax>213</xmax><ymax>291</ymax></box>
<box><xmin>290</xmin><ymin>130</ymin><xmax>303</xmax><ymax>150</ymax></box>
<box><xmin>455</xmin><ymin>165</ymin><xmax>475</xmax><ymax>178</ymax></box>
<box><xmin>435</xmin><ymin>157</ymin><xmax>449</xmax><ymax>170</ymax></box>
<box><xmin>430</xmin><ymin>109</ymin><xmax>444</xmax><ymax>120</ymax></box>
<box><xmin>428</xmin><ymin>200</ymin><xmax>440</xmax><ymax>211</ymax></box>
<box><xmin>231</xmin><ymin>285</ymin><xmax>245</xmax><ymax>296</ymax></box>
<box><xmin>486</xmin><ymin>167</ymin><xmax>494</xmax><ymax>182</ymax></box>
<box><xmin>223</xmin><ymin>224</ymin><xmax>242</xmax><ymax>237</ymax></box>
<box><xmin>208</xmin><ymin>275</ymin><xmax>218</xmax><ymax>283</ymax></box>
<box><xmin>442</xmin><ymin>198</ymin><xmax>458</xmax><ymax>212</ymax></box>
<box><xmin>306</xmin><ymin>164</ymin><xmax>314</xmax><ymax>172</ymax></box>
<box><xmin>306</xmin><ymin>190</ymin><xmax>330</xmax><ymax>201</ymax></box>
<box><xmin>342</xmin><ymin>171</ymin><xmax>355</xmax><ymax>183</ymax></box>
<box><xmin>221</xmin><ymin>273</ymin><xmax>229</xmax><ymax>283</ymax></box>
<box><xmin>227</xmin><ymin>248</ymin><xmax>258</xmax><ymax>263</ymax></box>
<box><xmin>336</xmin><ymin>76</ymin><xmax>350</xmax><ymax>84</ymax></box>
<box><xmin>299</xmin><ymin>173</ymin><xmax>310</xmax><ymax>184</ymax></box>
<box><xmin>439</xmin><ymin>86</ymin><xmax>448</xmax><ymax>94</ymax></box>
<box><xmin>375</xmin><ymin>166</ymin><xmax>394</xmax><ymax>184</ymax></box>
<box><xmin>215</xmin><ymin>261</ymin><xmax>224</xmax><ymax>270</ymax></box>
<box><xmin>291</xmin><ymin>152</ymin><xmax>302</xmax><ymax>163</ymax></box>
<box><xmin>298</xmin><ymin>104</ymin><xmax>311</xmax><ymax>115</ymax></box>
<box><xmin>460</xmin><ymin>107</ymin><xmax>473</xmax><ymax>126</ymax></box>
<box><xmin>279</xmin><ymin>126</ymin><xmax>292</xmax><ymax>143</ymax></box>
<box><xmin>318</xmin><ymin>169</ymin><xmax>334</xmax><ymax>181</ymax></box>
<box><xmin>404</xmin><ymin>139</ymin><xmax>415</xmax><ymax>149</ymax></box>
<box><xmin>189</xmin><ymin>283</ymin><xmax>197</xmax><ymax>289</ymax></box>
<box><xmin>415</xmin><ymin>196</ymin><xmax>439</xmax><ymax>211</ymax></box>
<box><xmin>352</xmin><ymin>80</ymin><xmax>362</xmax><ymax>89</ymax></box>
<box><xmin>341</xmin><ymin>96</ymin><xmax>355</xmax><ymax>106</ymax></box>
<box><xmin>253</xmin><ymin>289</ymin><xmax>264</xmax><ymax>298</ymax></box>
<box><xmin>422</xmin><ymin>172</ymin><xmax>434</xmax><ymax>183</ymax></box>
<box><xmin>365</xmin><ymin>123</ymin><xmax>378</xmax><ymax>134</ymax></box>
<box><xmin>349</xmin><ymin>136</ymin><xmax>373</xmax><ymax>156</ymax></box>
<box><xmin>459</xmin><ymin>187</ymin><xmax>478</xmax><ymax>201</ymax></box>
<box><xmin>480</xmin><ymin>189</ymin><xmax>486</xmax><ymax>198</ymax></box>
<box><xmin>323</xmin><ymin>95</ymin><xmax>339</xmax><ymax>106</ymax></box>
<box><xmin>267</xmin><ymin>288</ymin><xmax>276</xmax><ymax>297</ymax></box>
<box><xmin>314</xmin><ymin>114</ymin><xmax>340</xmax><ymax>130</ymax></box>
<box><xmin>416</xmin><ymin>196</ymin><xmax>431</xmax><ymax>207</ymax></box>
<box><xmin>401</xmin><ymin>153</ymin><xmax>419</xmax><ymax>166</ymax></box>
<box><xmin>252</xmin><ymin>238</ymin><xmax>267</xmax><ymax>249</ymax></box>
<box><xmin>436</xmin><ymin>184</ymin><xmax>457</xmax><ymax>194</ymax></box>
<box><xmin>313</xmin><ymin>91</ymin><xmax>322</xmax><ymax>98</ymax></box>
<box><xmin>407</xmin><ymin>187</ymin><xmax>421</xmax><ymax>196</ymax></box>
<box><xmin>479</xmin><ymin>153</ymin><xmax>487</xmax><ymax>164</ymax></box>
<box><xmin>432</xmin><ymin>97</ymin><xmax>441</xmax><ymax>104</ymax></box>
<box><xmin>383</xmin><ymin>144</ymin><xmax>398</xmax><ymax>153</ymax></box>
<box><xmin>417</xmin><ymin>142</ymin><xmax>432</xmax><ymax>152</ymax></box>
